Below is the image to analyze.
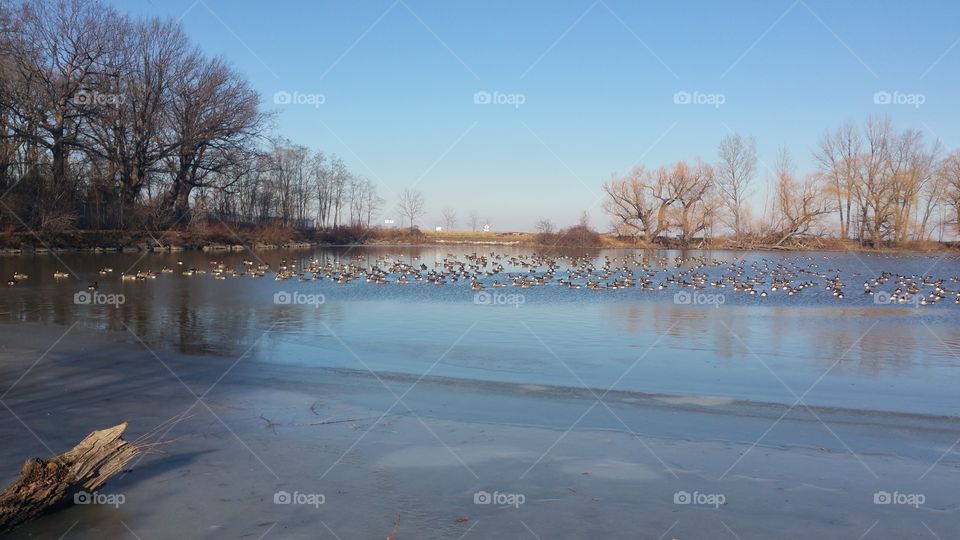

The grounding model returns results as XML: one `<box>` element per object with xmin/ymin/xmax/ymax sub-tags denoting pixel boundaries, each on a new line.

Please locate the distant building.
<box><xmin>435</xmin><ymin>226</ymin><xmax>443</xmax><ymax>232</ymax></box>
<box><xmin>483</xmin><ymin>224</ymin><xmax>491</xmax><ymax>232</ymax></box>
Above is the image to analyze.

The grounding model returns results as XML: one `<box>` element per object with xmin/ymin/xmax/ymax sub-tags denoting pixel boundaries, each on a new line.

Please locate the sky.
<box><xmin>112</xmin><ymin>0</ymin><xmax>960</xmax><ymax>231</ymax></box>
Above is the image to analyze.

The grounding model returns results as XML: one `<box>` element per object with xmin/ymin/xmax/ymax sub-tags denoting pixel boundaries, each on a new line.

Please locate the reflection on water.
<box><xmin>1</xmin><ymin>246</ymin><xmax>958</xmax><ymax>414</ymax></box>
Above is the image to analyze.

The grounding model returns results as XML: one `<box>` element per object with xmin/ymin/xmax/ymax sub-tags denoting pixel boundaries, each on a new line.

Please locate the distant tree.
<box><xmin>772</xmin><ymin>148</ymin><xmax>829</xmax><ymax>246</ymax></box>
<box><xmin>468</xmin><ymin>210</ymin><xmax>480</xmax><ymax>232</ymax></box>
<box><xmin>940</xmin><ymin>150</ymin><xmax>960</xmax><ymax>234</ymax></box>
<box><xmin>441</xmin><ymin>207</ymin><xmax>457</xmax><ymax>231</ymax></box>
<box><xmin>601</xmin><ymin>166</ymin><xmax>666</xmax><ymax>241</ymax></box>
<box><xmin>534</xmin><ymin>218</ymin><xmax>555</xmax><ymax>234</ymax></box>
<box><xmin>397</xmin><ymin>188</ymin><xmax>425</xmax><ymax>230</ymax></box>
<box><xmin>814</xmin><ymin>122</ymin><xmax>860</xmax><ymax>239</ymax></box>
<box><xmin>716</xmin><ymin>133</ymin><xmax>757</xmax><ymax>242</ymax></box>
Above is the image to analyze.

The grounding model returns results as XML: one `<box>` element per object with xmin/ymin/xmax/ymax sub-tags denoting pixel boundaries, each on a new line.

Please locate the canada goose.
<box><xmin>53</xmin><ymin>271</ymin><xmax>69</xmax><ymax>279</ymax></box>
<box><xmin>87</xmin><ymin>281</ymin><xmax>98</xmax><ymax>290</ymax></box>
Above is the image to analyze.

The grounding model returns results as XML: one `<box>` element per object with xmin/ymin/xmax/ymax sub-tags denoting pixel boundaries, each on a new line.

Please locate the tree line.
<box><xmin>3</xmin><ymin>1</ymin><xmax>958</xmax><ymax>246</ymax></box>
<box><xmin>602</xmin><ymin>120</ymin><xmax>960</xmax><ymax>247</ymax></box>
<box><xmin>0</xmin><ymin>0</ymin><xmax>381</xmax><ymax>234</ymax></box>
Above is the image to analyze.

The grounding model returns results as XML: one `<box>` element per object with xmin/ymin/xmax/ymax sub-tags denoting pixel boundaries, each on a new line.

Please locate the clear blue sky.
<box><xmin>116</xmin><ymin>0</ymin><xmax>959</xmax><ymax>230</ymax></box>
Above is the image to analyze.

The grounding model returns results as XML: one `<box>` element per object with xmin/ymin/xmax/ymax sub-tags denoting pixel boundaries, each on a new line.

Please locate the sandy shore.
<box><xmin>1</xmin><ymin>322</ymin><xmax>958</xmax><ymax>539</ymax></box>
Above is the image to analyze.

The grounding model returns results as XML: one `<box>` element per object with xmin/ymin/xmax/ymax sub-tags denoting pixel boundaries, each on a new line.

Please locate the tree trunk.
<box><xmin>0</xmin><ymin>423</ymin><xmax>139</xmax><ymax>533</ymax></box>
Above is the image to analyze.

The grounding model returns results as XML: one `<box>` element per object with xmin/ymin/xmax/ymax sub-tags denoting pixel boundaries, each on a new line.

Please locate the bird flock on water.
<box><xmin>7</xmin><ymin>252</ymin><xmax>960</xmax><ymax>305</ymax></box>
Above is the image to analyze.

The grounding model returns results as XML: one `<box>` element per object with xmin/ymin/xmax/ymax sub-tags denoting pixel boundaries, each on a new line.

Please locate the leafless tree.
<box><xmin>940</xmin><ymin>150</ymin><xmax>960</xmax><ymax>234</ymax></box>
<box><xmin>397</xmin><ymin>188</ymin><xmax>425</xmax><ymax>231</ymax></box>
<box><xmin>441</xmin><ymin>207</ymin><xmax>457</xmax><ymax>231</ymax></box>
<box><xmin>468</xmin><ymin>210</ymin><xmax>480</xmax><ymax>232</ymax></box>
<box><xmin>667</xmin><ymin>159</ymin><xmax>715</xmax><ymax>241</ymax></box>
<box><xmin>162</xmin><ymin>53</ymin><xmax>265</xmax><ymax>222</ymax></box>
<box><xmin>534</xmin><ymin>218</ymin><xmax>555</xmax><ymax>234</ymax></box>
<box><xmin>716</xmin><ymin>133</ymin><xmax>757</xmax><ymax>242</ymax></box>
<box><xmin>0</xmin><ymin>0</ymin><xmax>118</xmax><ymax>226</ymax></box>
<box><xmin>814</xmin><ymin>122</ymin><xmax>860</xmax><ymax>239</ymax></box>
<box><xmin>772</xmin><ymin>148</ymin><xmax>829</xmax><ymax>245</ymax></box>
<box><xmin>601</xmin><ymin>166</ymin><xmax>665</xmax><ymax>241</ymax></box>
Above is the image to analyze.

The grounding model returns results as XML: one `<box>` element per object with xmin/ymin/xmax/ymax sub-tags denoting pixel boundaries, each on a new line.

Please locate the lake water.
<box><xmin>2</xmin><ymin>247</ymin><xmax>958</xmax><ymax>415</ymax></box>
<box><xmin>1</xmin><ymin>247</ymin><xmax>959</xmax><ymax>539</ymax></box>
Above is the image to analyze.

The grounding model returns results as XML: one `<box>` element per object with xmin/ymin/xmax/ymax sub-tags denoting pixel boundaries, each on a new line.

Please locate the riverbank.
<box><xmin>1</xmin><ymin>227</ymin><xmax>957</xmax><ymax>255</ymax></box>
<box><xmin>1</xmin><ymin>322</ymin><xmax>957</xmax><ymax>539</ymax></box>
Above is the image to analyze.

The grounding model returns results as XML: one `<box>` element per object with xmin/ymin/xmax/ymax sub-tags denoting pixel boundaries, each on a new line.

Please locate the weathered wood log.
<box><xmin>0</xmin><ymin>422</ymin><xmax>139</xmax><ymax>532</ymax></box>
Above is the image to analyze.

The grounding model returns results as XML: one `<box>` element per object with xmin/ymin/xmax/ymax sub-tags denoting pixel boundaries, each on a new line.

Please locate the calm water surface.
<box><xmin>2</xmin><ymin>247</ymin><xmax>958</xmax><ymax>415</ymax></box>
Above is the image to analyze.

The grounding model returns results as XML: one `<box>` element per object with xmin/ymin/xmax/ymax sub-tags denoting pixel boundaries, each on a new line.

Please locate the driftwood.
<box><xmin>0</xmin><ymin>422</ymin><xmax>139</xmax><ymax>532</ymax></box>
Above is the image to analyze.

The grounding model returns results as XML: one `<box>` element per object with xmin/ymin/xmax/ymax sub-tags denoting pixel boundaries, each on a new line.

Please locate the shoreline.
<box><xmin>1</xmin><ymin>235</ymin><xmax>957</xmax><ymax>256</ymax></box>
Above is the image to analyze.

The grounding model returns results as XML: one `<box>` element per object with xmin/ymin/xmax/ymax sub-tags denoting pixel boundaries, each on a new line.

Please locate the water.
<box><xmin>2</xmin><ymin>247</ymin><xmax>959</xmax><ymax>415</ymax></box>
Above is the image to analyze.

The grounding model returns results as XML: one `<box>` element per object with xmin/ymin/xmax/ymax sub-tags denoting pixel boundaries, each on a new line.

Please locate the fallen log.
<box><xmin>0</xmin><ymin>422</ymin><xmax>139</xmax><ymax>532</ymax></box>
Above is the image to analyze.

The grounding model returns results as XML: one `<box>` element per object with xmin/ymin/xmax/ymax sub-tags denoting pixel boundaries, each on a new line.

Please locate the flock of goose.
<box><xmin>7</xmin><ymin>252</ymin><xmax>959</xmax><ymax>305</ymax></box>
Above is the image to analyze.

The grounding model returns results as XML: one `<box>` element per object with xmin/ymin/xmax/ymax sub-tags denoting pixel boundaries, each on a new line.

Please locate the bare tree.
<box><xmin>163</xmin><ymin>53</ymin><xmax>265</xmax><ymax>222</ymax></box>
<box><xmin>0</xmin><ymin>0</ymin><xmax>118</xmax><ymax>226</ymax></box>
<box><xmin>940</xmin><ymin>150</ymin><xmax>960</xmax><ymax>234</ymax></box>
<box><xmin>814</xmin><ymin>122</ymin><xmax>860</xmax><ymax>239</ymax></box>
<box><xmin>468</xmin><ymin>210</ymin><xmax>480</xmax><ymax>232</ymax></box>
<box><xmin>716</xmin><ymin>133</ymin><xmax>757</xmax><ymax>242</ymax></box>
<box><xmin>601</xmin><ymin>166</ymin><xmax>676</xmax><ymax>241</ymax></box>
<box><xmin>441</xmin><ymin>207</ymin><xmax>457</xmax><ymax>231</ymax></box>
<box><xmin>534</xmin><ymin>217</ymin><xmax>555</xmax><ymax>234</ymax></box>
<box><xmin>667</xmin><ymin>159</ymin><xmax>715</xmax><ymax>241</ymax></box>
<box><xmin>772</xmin><ymin>148</ymin><xmax>829</xmax><ymax>245</ymax></box>
<box><xmin>397</xmin><ymin>188</ymin><xmax>425</xmax><ymax>231</ymax></box>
